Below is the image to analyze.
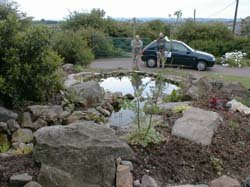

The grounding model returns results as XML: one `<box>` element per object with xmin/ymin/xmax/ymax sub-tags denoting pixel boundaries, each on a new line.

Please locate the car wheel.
<box><xmin>197</xmin><ymin>61</ymin><xmax>207</xmax><ymax>71</ymax></box>
<box><xmin>146</xmin><ymin>57</ymin><xmax>157</xmax><ymax>68</ymax></box>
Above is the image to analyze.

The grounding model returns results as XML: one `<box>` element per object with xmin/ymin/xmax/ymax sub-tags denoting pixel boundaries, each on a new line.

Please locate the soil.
<box><xmin>0</xmin><ymin>153</ymin><xmax>40</xmax><ymax>187</ymax></box>
<box><xmin>132</xmin><ymin>96</ymin><xmax>250</xmax><ymax>186</ymax></box>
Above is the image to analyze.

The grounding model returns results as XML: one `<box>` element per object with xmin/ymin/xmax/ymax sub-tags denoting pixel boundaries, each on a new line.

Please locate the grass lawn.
<box><xmin>207</xmin><ymin>73</ymin><xmax>250</xmax><ymax>89</ymax></box>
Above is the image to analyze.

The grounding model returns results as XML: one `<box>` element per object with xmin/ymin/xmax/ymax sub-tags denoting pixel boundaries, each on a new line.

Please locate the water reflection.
<box><xmin>99</xmin><ymin>76</ymin><xmax>179</xmax><ymax>127</ymax></box>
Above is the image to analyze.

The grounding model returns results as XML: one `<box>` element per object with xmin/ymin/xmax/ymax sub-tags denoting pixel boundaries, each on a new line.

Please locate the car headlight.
<box><xmin>212</xmin><ymin>57</ymin><xmax>215</xmax><ymax>61</ymax></box>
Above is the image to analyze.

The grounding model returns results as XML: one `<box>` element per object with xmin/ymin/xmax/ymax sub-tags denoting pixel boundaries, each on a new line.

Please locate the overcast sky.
<box><xmin>14</xmin><ymin>0</ymin><xmax>250</xmax><ymax>20</ymax></box>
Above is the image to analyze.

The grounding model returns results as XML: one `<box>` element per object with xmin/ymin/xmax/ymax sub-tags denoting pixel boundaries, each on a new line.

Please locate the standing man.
<box><xmin>156</xmin><ymin>32</ymin><xmax>167</xmax><ymax>68</ymax></box>
<box><xmin>131</xmin><ymin>35</ymin><xmax>143</xmax><ymax>70</ymax></box>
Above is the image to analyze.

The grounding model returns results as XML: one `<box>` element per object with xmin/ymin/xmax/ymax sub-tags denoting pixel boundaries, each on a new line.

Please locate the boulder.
<box><xmin>23</xmin><ymin>181</ymin><xmax>42</xmax><ymax>187</ymax></box>
<box><xmin>11</xmin><ymin>128</ymin><xmax>33</xmax><ymax>143</ymax></box>
<box><xmin>116</xmin><ymin>165</ymin><xmax>133</xmax><ymax>187</ymax></box>
<box><xmin>0</xmin><ymin>122</ymin><xmax>8</xmax><ymax>133</ymax></box>
<box><xmin>0</xmin><ymin>106</ymin><xmax>18</xmax><ymax>122</ymax></box>
<box><xmin>172</xmin><ymin>107</ymin><xmax>221</xmax><ymax>145</ymax></box>
<box><xmin>31</xmin><ymin>118</ymin><xmax>48</xmax><ymax>130</ymax></box>
<box><xmin>38</xmin><ymin>164</ymin><xmax>74</xmax><ymax>187</ymax></box>
<box><xmin>227</xmin><ymin>99</ymin><xmax>250</xmax><ymax>115</ymax></box>
<box><xmin>64</xmin><ymin>111</ymin><xmax>86</xmax><ymax>125</ymax></box>
<box><xmin>21</xmin><ymin>112</ymin><xmax>33</xmax><ymax>128</ymax></box>
<box><xmin>33</xmin><ymin>122</ymin><xmax>134</xmax><ymax>187</ymax></box>
<box><xmin>9</xmin><ymin>173</ymin><xmax>32</xmax><ymax>187</ymax></box>
<box><xmin>184</xmin><ymin>76</ymin><xmax>212</xmax><ymax>100</ymax></box>
<box><xmin>96</xmin><ymin>106</ymin><xmax>111</xmax><ymax>117</ymax></box>
<box><xmin>69</xmin><ymin>81</ymin><xmax>104</xmax><ymax>105</ymax></box>
<box><xmin>244</xmin><ymin>178</ymin><xmax>250</xmax><ymax>187</ymax></box>
<box><xmin>141</xmin><ymin>175</ymin><xmax>158</xmax><ymax>187</ymax></box>
<box><xmin>209</xmin><ymin>175</ymin><xmax>240</xmax><ymax>187</ymax></box>
<box><xmin>27</xmin><ymin>105</ymin><xmax>64</xmax><ymax>123</ymax></box>
<box><xmin>7</xmin><ymin>119</ymin><xmax>20</xmax><ymax>132</ymax></box>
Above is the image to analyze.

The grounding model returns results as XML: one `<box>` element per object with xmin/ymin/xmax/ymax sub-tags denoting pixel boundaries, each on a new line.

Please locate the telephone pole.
<box><xmin>132</xmin><ymin>17</ymin><xmax>136</xmax><ymax>39</ymax></box>
<box><xmin>232</xmin><ymin>0</ymin><xmax>239</xmax><ymax>34</ymax></box>
<box><xmin>193</xmin><ymin>9</ymin><xmax>196</xmax><ymax>22</ymax></box>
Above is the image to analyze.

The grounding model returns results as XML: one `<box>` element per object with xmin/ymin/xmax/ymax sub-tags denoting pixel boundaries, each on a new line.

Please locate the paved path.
<box><xmin>90</xmin><ymin>57</ymin><xmax>250</xmax><ymax>77</ymax></box>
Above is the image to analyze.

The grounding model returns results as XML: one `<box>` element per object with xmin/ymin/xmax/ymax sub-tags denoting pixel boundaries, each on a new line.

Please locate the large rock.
<box><xmin>184</xmin><ymin>76</ymin><xmax>212</xmax><ymax>100</ymax></box>
<box><xmin>27</xmin><ymin>105</ymin><xmax>64</xmax><ymax>123</ymax></box>
<box><xmin>21</xmin><ymin>112</ymin><xmax>33</xmax><ymax>128</ymax></box>
<box><xmin>141</xmin><ymin>175</ymin><xmax>158</xmax><ymax>187</ymax></box>
<box><xmin>34</xmin><ymin>122</ymin><xmax>134</xmax><ymax>187</ymax></box>
<box><xmin>172</xmin><ymin>107</ymin><xmax>221</xmax><ymax>145</ymax></box>
<box><xmin>11</xmin><ymin>128</ymin><xmax>33</xmax><ymax>143</ymax></box>
<box><xmin>9</xmin><ymin>173</ymin><xmax>32</xmax><ymax>187</ymax></box>
<box><xmin>227</xmin><ymin>99</ymin><xmax>250</xmax><ymax>115</ymax></box>
<box><xmin>23</xmin><ymin>181</ymin><xmax>42</xmax><ymax>187</ymax></box>
<box><xmin>116</xmin><ymin>165</ymin><xmax>133</xmax><ymax>187</ymax></box>
<box><xmin>0</xmin><ymin>122</ymin><xmax>8</xmax><ymax>133</ymax></box>
<box><xmin>7</xmin><ymin>119</ymin><xmax>20</xmax><ymax>132</ymax></box>
<box><xmin>0</xmin><ymin>106</ymin><xmax>18</xmax><ymax>122</ymax></box>
<box><xmin>209</xmin><ymin>175</ymin><xmax>240</xmax><ymax>187</ymax></box>
<box><xmin>69</xmin><ymin>81</ymin><xmax>104</xmax><ymax>105</ymax></box>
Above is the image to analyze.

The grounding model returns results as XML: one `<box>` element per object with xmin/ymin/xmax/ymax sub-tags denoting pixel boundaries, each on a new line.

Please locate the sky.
<box><xmin>13</xmin><ymin>0</ymin><xmax>250</xmax><ymax>20</ymax></box>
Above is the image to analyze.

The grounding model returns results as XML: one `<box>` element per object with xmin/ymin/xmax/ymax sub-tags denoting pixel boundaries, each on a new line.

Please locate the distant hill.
<box><xmin>114</xmin><ymin>17</ymin><xmax>238</xmax><ymax>23</ymax></box>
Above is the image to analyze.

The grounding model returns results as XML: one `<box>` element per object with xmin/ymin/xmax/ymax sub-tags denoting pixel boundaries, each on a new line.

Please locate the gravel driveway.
<box><xmin>90</xmin><ymin>57</ymin><xmax>250</xmax><ymax>77</ymax></box>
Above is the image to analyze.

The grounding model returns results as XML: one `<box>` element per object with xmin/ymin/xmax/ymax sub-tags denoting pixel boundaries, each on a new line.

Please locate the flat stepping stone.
<box><xmin>172</xmin><ymin>107</ymin><xmax>222</xmax><ymax>145</ymax></box>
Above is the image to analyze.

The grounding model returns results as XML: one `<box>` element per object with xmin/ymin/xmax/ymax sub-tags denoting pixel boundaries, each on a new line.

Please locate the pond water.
<box><xmin>99</xmin><ymin>76</ymin><xmax>179</xmax><ymax>127</ymax></box>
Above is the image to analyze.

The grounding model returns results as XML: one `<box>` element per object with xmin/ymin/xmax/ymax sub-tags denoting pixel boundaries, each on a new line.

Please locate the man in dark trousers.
<box><xmin>156</xmin><ymin>32</ymin><xmax>167</xmax><ymax>68</ymax></box>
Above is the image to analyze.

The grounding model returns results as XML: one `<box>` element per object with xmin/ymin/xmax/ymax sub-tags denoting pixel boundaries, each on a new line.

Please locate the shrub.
<box><xmin>0</xmin><ymin>25</ymin><xmax>63</xmax><ymax>107</ymax></box>
<box><xmin>80</xmin><ymin>28</ymin><xmax>122</xmax><ymax>58</ymax></box>
<box><xmin>127</xmin><ymin>127</ymin><xmax>164</xmax><ymax>147</ymax></box>
<box><xmin>0</xmin><ymin>143</ymin><xmax>10</xmax><ymax>153</ymax></box>
<box><xmin>52</xmin><ymin>30</ymin><xmax>94</xmax><ymax>65</ymax></box>
<box><xmin>221</xmin><ymin>51</ymin><xmax>248</xmax><ymax>67</ymax></box>
<box><xmin>163</xmin><ymin>90</ymin><xmax>184</xmax><ymax>102</ymax></box>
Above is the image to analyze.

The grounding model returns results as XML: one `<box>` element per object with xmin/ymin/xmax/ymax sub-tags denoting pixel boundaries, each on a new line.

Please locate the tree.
<box><xmin>0</xmin><ymin>3</ymin><xmax>62</xmax><ymax>107</ymax></box>
<box><xmin>63</xmin><ymin>9</ymin><xmax>106</xmax><ymax>31</ymax></box>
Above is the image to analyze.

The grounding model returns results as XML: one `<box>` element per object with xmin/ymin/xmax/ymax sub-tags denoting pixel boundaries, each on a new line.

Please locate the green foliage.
<box><xmin>0</xmin><ymin>4</ymin><xmax>63</xmax><ymax>107</ymax></box>
<box><xmin>163</xmin><ymin>90</ymin><xmax>184</xmax><ymax>102</ymax></box>
<box><xmin>53</xmin><ymin>30</ymin><xmax>94</xmax><ymax>65</ymax></box>
<box><xmin>137</xmin><ymin>20</ymin><xmax>171</xmax><ymax>40</ymax></box>
<box><xmin>174</xmin><ymin>20</ymin><xmax>250</xmax><ymax>58</ymax></box>
<box><xmin>63</xmin><ymin>9</ymin><xmax>106</xmax><ymax>31</ymax></box>
<box><xmin>175</xmin><ymin>21</ymin><xmax>233</xmax><ymax>43</ymax></box>
<box><xmin>13</xmin><ymin>146</ymin><xmax>32</xmax><ymax>155</ymax></box>
<box><xmin>228</xmin><ymin>121</ymin><xmax>239</xmax><ymax>129</ymax></box>
<box><xmin>80</xmin><ymin>28</ymin><xmax>122</xmax><ymax>58</ymax></box>
<box><xmin>210</xmin><ymin>156</ymin><xmax>223</xmax><ymax>175</ymax></box>
<box><xmin>0</xmin><ymin>143</ymin><xmax>10</xmax><ymax>153</ymax></box>
<box><xmin>127</xmin><ymin>127</ymin><xmax>164</xmax><ymax>147</ymax></box>
<box><xmin>172</xmin><ymin>105</ymin><xmax>190</xmax><ymax>113</ymax></box>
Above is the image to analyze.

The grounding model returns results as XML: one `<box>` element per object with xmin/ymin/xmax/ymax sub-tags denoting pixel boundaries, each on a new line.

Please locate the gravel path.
<box><xmin>90</xmin><ymin>57</ymin><xmax>250</xmax><ymax>77</ymax></box>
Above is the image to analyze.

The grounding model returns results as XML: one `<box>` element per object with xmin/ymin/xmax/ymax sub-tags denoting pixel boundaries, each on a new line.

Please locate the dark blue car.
<box><xmin>141</xmin><ymin>39</ymin><xmax>216</xmax><ymax>71</ymax></box>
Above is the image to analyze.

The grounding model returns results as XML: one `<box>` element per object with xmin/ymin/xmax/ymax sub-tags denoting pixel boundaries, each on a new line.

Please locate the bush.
<box><xmin>221</xmin><ymin>51</ymin><xmax>249</xmax><ymax>67</ymax></box>
<box><xmin>53</xmin><ymin>30</ymin><xmax>94</xmax><ymax>65</ymax></box>
<box><xmin>0</xmin><ymin>24</ymin><xmax>63</xmax><ymax>107</ymax></box>
<box><xmin>127</xmin><ymin>127</ymin><xmax>164</xmax><ymax>147</ymax></box>
<box><xmin>80</xmin><ymin>28</ymin><xmax>122</xmax><ymax>58</ymax></box>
